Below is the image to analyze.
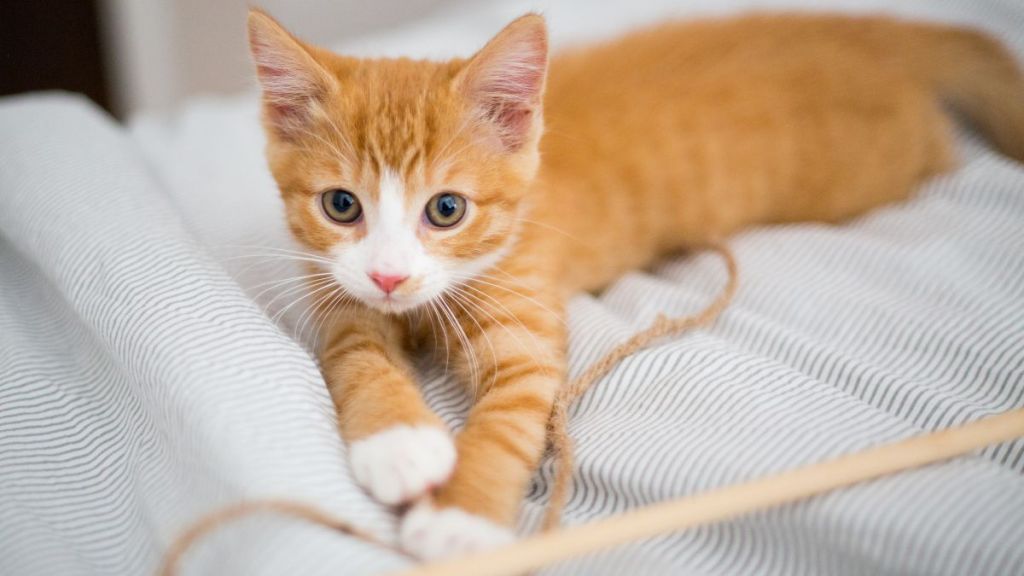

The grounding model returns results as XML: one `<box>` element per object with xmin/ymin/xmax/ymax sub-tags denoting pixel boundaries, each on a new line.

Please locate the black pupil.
<box><xmin>437</xmin><ymin>195</ymin><xmax>458</xmax><ymax>218</ymax></box>
<box><xmin>332</xmin><ymin>192</ymin><xmax>354</xmax><ymax>214</ymax></box>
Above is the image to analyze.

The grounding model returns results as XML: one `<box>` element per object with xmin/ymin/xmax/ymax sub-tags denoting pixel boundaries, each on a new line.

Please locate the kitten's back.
<box><xmin>533</xmin><ymin>15</ymin><xmax>1024</xmax><ymax>292</ymax></box>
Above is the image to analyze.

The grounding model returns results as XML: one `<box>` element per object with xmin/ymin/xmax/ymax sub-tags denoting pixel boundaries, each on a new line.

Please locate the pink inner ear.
<box><xmin>250</xmin><ymin>32</ymin><xmax>323</xmax><ymax>136</ymax></box>
<box><xmin>486</xmin><ymin>42</ymin><xmax>546</xmax><ymax>101</ymax></box>
<box><xmin>488</xmin><ymin>106</ymin><xmax>534</xmax><ymax>151</ymax></box>
<box><xmin>468</xmin><ymin>29</ymin><xmax>547</xmax><ymax>151</ymax></box>
<box><xmin>257</xmin><ymin>62</ymin><xmax>309</xmax><ymax>129</ymax></box>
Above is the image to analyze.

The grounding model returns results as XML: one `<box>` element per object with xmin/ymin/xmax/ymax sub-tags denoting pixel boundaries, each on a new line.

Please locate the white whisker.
<box><xmin>427</xmin><ymin>299</ymin><xmax>452</xmax><ymax>376</ymax></box>
<box><xmin>311</xmin><ymin>290</ymin><xmax>353</xmax><ymax>355</ymax></box>
<box><xmin>249</xmin><ymin>272</ymin><xmax>335</xmax><ymax>303</ymax></box>
<box><xmin>270</xmin><ymin>277</ymin><xmax>341</xmax><ymax>326</ymax></box>
<box><xmin>438</xmin><ymin>297</ymin><xmax>476</xmax><ymax>387</ymax></box>
<box><xmin>447</xmin><ymin>284</ymin><xmax>549</xmax><ymax>371</ymax></box>
<box><xmin>263</xmin><ymin>275</ymin><xmax>336</xmax><ymax>314</ymax></box>
<box><xmin>445</xmin><ymin>290</ymin><xmax>498</xmax><ymax>391</ymax></box>
<box><xmin>516</xmin><ymin>217</ymin><xmax>583</xmax><ymax>244</ymax></box>
<box><xmin>449</xmin><ymin>271</ymin><xmax>565</xmax><ymax>326</ymax></box>
<box><xmin>294</xmin><ymin>285</ymin><xmax>341</xmax><ymax>344</ymax></box>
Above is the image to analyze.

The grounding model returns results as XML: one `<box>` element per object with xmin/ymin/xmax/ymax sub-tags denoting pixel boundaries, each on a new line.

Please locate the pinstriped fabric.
<box><xmin>0</xmin><ymin>96</ymin><xmax>409</xmax><ymax>576</ymax></box>
<box><xmin>3</xmin><ymin>0</ymin><xmax>1024</xmax><ymax>575</ymax></box>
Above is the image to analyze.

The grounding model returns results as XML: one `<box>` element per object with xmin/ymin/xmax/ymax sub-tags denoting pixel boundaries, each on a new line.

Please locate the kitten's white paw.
<box><xmin>348</xmin><ymin>425</ymin><xmax>456</xmax><ymax>505</ymax></box>
<box><xmin>400</xmin><ymin>502</ymin><xmax>515</xmax><ymax>560</ymax></box>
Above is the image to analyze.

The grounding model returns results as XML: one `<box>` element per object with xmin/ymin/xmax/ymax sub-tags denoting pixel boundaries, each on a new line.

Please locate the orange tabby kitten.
<box><xmin>247</xmin><ymin>9</ymin><xmax>1024</xmax><ymax>559</ymax></box>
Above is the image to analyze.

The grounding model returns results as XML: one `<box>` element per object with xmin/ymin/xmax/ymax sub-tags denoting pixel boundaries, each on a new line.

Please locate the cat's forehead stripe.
<box><xmin>348</xmin><ymin>85</ymin><xmax>443</xmax><ymax>170</ymax></box>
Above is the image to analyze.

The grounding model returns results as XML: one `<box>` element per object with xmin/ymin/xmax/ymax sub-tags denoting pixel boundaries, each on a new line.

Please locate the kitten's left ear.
<box><xmin>248</xmin><ymin>9</ymin><xmax>337</xmax><ymax>139</ymax></box>
<box><xmin>458</xmin><ymin>14</ymin><xmax>549</xmax><ymax>153</ymax></box>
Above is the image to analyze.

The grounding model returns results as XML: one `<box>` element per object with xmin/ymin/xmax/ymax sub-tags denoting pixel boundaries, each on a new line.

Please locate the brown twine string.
<box><xmin>542</xmin><ymin>240</ymin><xmax>738</xmax><ymax>529</ymax></box>
<box><xmin>158</xmin><ymin>242</ymin><xmax>738</xmax><ymax>575</ymax></box>
<box><xmin>158</xmin><ymin>499</ymin><xmax>410</xmax><ymax>576</ymax></box>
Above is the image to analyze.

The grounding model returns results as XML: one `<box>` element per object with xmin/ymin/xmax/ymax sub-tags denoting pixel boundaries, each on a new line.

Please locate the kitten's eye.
<box><xmin>425</xmin><ymin>193</ymin><xmax>467</xmax><ymax>228</ymax></box>
<box><xmin>322</xmin><ymin>189</ymin><xmax>362</xmax><ymax>224</ymax></box>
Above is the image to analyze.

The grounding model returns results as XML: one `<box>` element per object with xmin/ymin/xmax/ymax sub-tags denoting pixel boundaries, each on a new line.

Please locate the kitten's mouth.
<box><xmin>364</xmin><ymin>293</ymin><xmax>422</xmax><ymax>315</ymax></box>
<box><xmin>361</xmin><ymin>277</ymin><xmax>434</xmax><ymax>315</ymax></box>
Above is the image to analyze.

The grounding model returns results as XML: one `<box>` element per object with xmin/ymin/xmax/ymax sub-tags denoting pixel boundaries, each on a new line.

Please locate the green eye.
<box><xmin>322</xmin><ymin>189</ymin><xmax>362</xmax><ymax>224</ymax></box>
<box><xmin>425</xmin><ymin>193</ymin><xmax>467</xmax><ymax>228</ymax></box>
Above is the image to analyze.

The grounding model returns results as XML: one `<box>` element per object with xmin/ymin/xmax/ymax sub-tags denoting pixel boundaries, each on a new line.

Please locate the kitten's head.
<box><xmin>248</xmin><ymin>9</ymin><xmax>548</xmax><ymax>314</ymax></box>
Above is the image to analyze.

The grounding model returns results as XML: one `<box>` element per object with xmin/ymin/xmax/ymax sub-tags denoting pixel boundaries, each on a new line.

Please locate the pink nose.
<box><xmin>369</xmin><ymin>272</ymin><xmax>408</xmax><ymax>295</ymax></box>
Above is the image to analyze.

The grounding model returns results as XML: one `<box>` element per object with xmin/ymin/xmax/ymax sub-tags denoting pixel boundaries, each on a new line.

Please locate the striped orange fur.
<box><xmin>248</xmin><ymin>8</ymin><xmax>1024</xmax><ymax>558</ymax></box>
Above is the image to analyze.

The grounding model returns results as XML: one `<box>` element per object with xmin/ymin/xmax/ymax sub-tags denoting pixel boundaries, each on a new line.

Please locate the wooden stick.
<box><xmin>387</xmin><ymin>408</ymin><xmax>1024</xmax><ymax>576</ymax></box>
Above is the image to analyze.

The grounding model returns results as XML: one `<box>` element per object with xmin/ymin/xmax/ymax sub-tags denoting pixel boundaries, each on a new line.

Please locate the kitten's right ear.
<box><xmin>458</xmin><ymin>14</ymin><xmax>549</xmax><ymax>153</ymax></box>
<box><xmin>248</xmin><ymin>9</ymin><xmax>335</xmax><ymax>138</ymax></box>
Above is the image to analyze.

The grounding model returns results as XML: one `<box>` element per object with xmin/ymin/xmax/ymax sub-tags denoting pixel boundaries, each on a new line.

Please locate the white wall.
<box><xmin>99</xmin><ymin>0</ymin><xmax>454</xmax><ymax>117</ymax></box>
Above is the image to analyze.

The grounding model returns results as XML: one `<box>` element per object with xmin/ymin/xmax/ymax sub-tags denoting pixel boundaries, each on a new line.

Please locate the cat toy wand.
<box><xmin>388</xmin><ymin>407</ymin><xmax>1024</xmax><ymax>576</ymax></box>
<box><xmin>159</xmin><ymin>407</ymin><xmax>1024</xmax><ymax>576</ymax></box>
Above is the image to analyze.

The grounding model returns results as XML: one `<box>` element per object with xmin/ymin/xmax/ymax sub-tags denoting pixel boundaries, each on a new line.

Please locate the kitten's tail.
<box><xmin>890</xmin><ymin>20</ymin><xmax>1024</xmax><ymax>161</ymax></box>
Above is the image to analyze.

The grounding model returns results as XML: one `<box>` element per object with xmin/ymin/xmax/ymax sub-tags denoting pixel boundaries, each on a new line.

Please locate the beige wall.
<box><xmin>101</xmin><ymin>0</ymin><xmax>452</xmax><ymax>117</ymax></box>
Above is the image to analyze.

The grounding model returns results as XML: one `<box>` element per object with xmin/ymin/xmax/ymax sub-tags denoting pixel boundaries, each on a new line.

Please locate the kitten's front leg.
<box><xmin>321</xmin><ymin>310</ymin><xmax>454</xmax><ymax>506</ymax></box>
<box><xmin>400</xmin><ymin>276</ymin><xmax>566</xmax><ymax>559</ymax></box>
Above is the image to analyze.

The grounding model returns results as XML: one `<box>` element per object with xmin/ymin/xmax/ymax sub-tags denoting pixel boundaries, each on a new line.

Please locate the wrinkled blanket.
<box><xmin>2</xmin><ymin>0</ymin><xmax>1023</xmax><ymax>574</ymax></box>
